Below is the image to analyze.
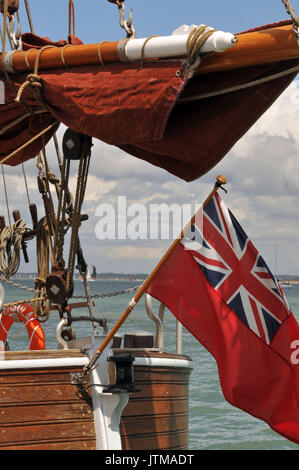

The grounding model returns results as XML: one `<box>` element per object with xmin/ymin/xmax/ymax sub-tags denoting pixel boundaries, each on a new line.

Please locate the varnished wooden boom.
<box><xmin>198</xmin><ymin>23</ymin><xmax>299</xmax><ymax>74</ymax></box>
<box><xmin>0</xmin><ymin>23</ymin><xmax>298</xmax><ymax>76</ymax></box>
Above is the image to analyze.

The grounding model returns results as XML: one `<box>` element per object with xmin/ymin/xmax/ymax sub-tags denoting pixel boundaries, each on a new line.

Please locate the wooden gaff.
<box><xmin>0</xmin><ymin>23</ymin><xmax>298</xmax><ymax>76</ymax></box>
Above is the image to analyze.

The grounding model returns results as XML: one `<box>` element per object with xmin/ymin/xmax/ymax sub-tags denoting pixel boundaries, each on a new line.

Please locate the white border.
<box><xmin>0</xmin><ymin>355</ymin><xmax>193</xmax><ymax>371</ymax></box>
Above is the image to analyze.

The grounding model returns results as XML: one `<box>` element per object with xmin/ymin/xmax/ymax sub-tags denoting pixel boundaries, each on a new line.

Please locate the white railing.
<box><xmin>145</xmin><ymin>294</ymin><xmax>182</xmax><ymax>354</ymax></box>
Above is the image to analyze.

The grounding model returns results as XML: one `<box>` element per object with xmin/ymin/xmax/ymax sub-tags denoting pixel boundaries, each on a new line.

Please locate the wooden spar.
<box><xmin>0</xmin><ymin>41</ymin><xmax>119</xmax><ymax>73</ymax></box>
<box><xmin>82</xmin><ymin>175</ymin><xmax>227</xmax><ymax>376</ymax></box>
<box><xmin>198</xmin><ymin>23</ymin><xmax>299</xmax><ymax>75</ymax></box>
<box><xmin>0</xmin><ymin>23</ymin><xmax>298</xmax><ymax>75</ymax></box>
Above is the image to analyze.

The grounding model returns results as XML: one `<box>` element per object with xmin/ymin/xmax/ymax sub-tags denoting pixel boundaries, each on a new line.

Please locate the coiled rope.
<box><xmin>0</xmin><ymin>219</ymin><xmax>26</xmax><ymax>279</ymax></box>
<box><xmin>178</xmin><ymin>24</ymin><xmax>217</xmax><ymax>77</ymax></box>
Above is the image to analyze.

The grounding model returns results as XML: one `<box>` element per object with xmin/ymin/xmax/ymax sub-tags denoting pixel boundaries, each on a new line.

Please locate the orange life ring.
<box><xmin>0</xmin><ymin>303</ymin><xmax>46</xmax><ymax>350</ymax></box>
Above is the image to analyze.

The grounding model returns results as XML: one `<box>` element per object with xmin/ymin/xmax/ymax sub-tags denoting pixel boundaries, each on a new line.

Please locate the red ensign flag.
<box><xmin>146</xmin><ymin>193</ymin><xmax>299</xmax><ymax>444</ymax></box>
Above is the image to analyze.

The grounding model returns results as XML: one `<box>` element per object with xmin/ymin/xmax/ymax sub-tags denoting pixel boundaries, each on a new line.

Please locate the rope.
<box><xmin>69</xmin><ymin>0</ymin><xmax>75</xmax><ymax>37</ymax></box>
<box><xmin>187</xmin><ymin>25</ymin><xmax>216</xmax><ymax>65</ymax></box>
<box><xmin>39</xmin><ymin>148</ymin><xmax>57</xmax><ymax>237</ymax></box>
<box><xmin>24</xmin><ymin>0</ymin><xmax>34</xmax><ymax>33</ymax></box>
<box><xmin>0</xmin><ymin>2</ymin><xmax>34</xmax><ymax>113</ymax></box>
<box><xmin>139</xmin><ymin>35</ymin><xmax>159</xmax><ymax>68</ymax></box>
<box><xmin>21</xmin><ymin>163</ymin><xmax>31</xmax><ymax>206</ymax></box>
<box><xmin>282</xmin><ymin>0</ymin><xmax>299</xmax><ymax>28</ymax></box>
<box><xmin>53</xmin><ymin>156</ymin><xmax>70</xmax><ymax>266</ymax></box>
<box><xmin>1</xmin><ymin>164</ymin><xmax>11</xmax><ymax>226</ymax></box>
<box><xmin>0</xmin><ymin>108</ymin><xmax>48</xmax><ymax>137</ymax></box>
<box><xmin>0</xmin><ymin>0</ymin><xmax>16</xmax><ymax>98</ymax></box>
<box><xmin>0</xmin><ymin>121</ymin><xmax>58</xmax><ymax>165</ymax></box>
<box><xmin>32</xmin><ymin>217</ymin><xmax>51</xmax><ymax>321</ymax></box>
<box><xmin>179</xmin><ymin>63</ymin><xmax>299</xmax><ymax>104</ymax></box>
<box><xmin>0</xmin><ymin>219</ymin><xmax>26</xmax><ymax>279</ymax></box>
<box><xmin>15</xmin><ymin>45</ymin><xmax>55</xmax><ymax>104</ymax></box>
<box><xmin>179</xmin><ymin>25</ymin><xmax>217</xmax><ymax>77</ymax></box>
<box><xmin>2</xmin><ymin>296</ymin><xmax>45</xmax><ymax>308</ymax></box>
<box><xmin>97</xmin><ymin>41</ymin><xmax>108</xmax><ymax>68</ymax></box>
<box><xmin>66</xmin><ymin>151</ymin><xmax>91</xmax><ymax>292</ymax></box>
<box><xmin>1</xmin><ymin>0</ymin><xmax>8</xmax><ymax>60</ymax></box>
<box><xmin>60</xmin><ymin>43</ymin><xmax>72</xmax><ymax>68</ymax></box>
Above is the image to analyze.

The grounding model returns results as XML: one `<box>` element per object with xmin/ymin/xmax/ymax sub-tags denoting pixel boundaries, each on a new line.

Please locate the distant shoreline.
<box><xmin>8</xmin><ymin>274</ymin><xmax>299</xmax><ymax>283</ymax></box>
<box><xmin>9</xmin><ymin>273</ymin><xmax>148</xmax><ymax>282</ymax></box>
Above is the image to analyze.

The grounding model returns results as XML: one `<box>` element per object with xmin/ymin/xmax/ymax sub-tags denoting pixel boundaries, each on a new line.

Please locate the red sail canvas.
<box><xmin>1</xmin><ymin>23</ymin><xmax>299</xmax><ymax>181</ymax></box>
<box><xmin>146</xmin><ymin>193</ymin><xmax>299</xmax><ymax>444</ymax></box>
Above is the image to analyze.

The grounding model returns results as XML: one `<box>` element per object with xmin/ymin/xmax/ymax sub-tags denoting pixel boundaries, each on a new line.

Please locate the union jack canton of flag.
<box><xmin>181</xmin><ymin>193</ymin><xmax>291</xmax><ymax>346</ymax></box>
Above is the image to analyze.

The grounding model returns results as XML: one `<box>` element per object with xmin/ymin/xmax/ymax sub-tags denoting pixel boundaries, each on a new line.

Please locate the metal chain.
<box><xmin>72</xmin><ymin>285</ymin><xmax>140</xmax><ymax>300</ymax></box>
<box><xmin>0</xmin><ymin>277</ymin><xmax>35</xmax><ymax>291</ymax></box>
<box><xmin>0</xmin><ymin>277</ymin><xmax>140</xmax><ymax>299</ymax></box>
<box><xmin>108</xmin><ymin>0</ymin><xmax>136</xmax><ymax>38</ymax></box>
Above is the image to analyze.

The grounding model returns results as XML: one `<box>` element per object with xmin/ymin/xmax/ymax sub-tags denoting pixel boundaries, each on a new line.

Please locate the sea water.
<box><xmin>1</xmin><ymin>279</ymin><xmax>299</xmax><ymax>451</ymax></box>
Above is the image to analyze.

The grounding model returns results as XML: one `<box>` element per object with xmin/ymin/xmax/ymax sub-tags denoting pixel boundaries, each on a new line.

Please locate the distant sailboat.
<box><xmin>81</xmin><ymin>265</ymin><xmax>96</xmax><ymax>281</ymax></box>
<box><xmin>91</xmin><ymin>265</ymin><xmax>97</xmax><ymax>281</ymax></box>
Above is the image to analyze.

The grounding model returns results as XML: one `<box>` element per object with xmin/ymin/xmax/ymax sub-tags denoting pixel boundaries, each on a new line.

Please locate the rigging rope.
<box><xmin>0</xmin><ymin>122</ymin><xmax>59</xmax><ymax>165</ymax></box>
<box><xmin>1</xmin><ymin>164</ymin><xmax>11</xmax><ymax>227</ymax></box>
<box><xmin>24</xmin><ymin>0</ymin><xmax>34</xmax><ymax>33</ymax></box>
<box><xmin>66</xmin><ymin>150</ymin><xmax>91</xmax><ymax>292</ymax></box>
<box><xmin>68</xmin><ymin>0</ymin><xmax>75</xmax><ymax>37</ymax></box>
<box><xmin>282</xmin><ymin>0</ymin><xmax>299</xmax><ymax>28</ymax></box>
<box><xmin>21</xmin><ymin>163</ymin><xmax>31</xmax><ymax>206</ymax></box>
<box><xmin>1</xmin><ymin>1</ymin><xmax>33</xmax><ymax>113</ymax></box>
<box><xmin>179</xmin><ymin>63</ymin><xmax>299</xmax><ymax>104</ymax></box>
<box><xmin>33</xmin><ymin>217</ymin><xmax>51</xmax><ymax>321</ymax></box>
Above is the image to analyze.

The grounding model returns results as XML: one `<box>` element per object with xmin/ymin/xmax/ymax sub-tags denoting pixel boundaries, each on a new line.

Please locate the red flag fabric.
<box><xmin>146</xmin><ymin>193</ymin><xmax>299</xmax><ymax>444</ymax></box>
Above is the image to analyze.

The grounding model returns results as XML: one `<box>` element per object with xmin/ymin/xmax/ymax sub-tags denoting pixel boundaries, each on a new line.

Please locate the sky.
<box><xmin>1</xmin><ymin>0</ymin><xmax>299</xmax><ymax>275</ymax></box>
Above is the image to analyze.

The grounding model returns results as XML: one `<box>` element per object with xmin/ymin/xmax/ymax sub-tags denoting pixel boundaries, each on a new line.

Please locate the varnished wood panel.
<box><xmin>120</xmin><ymin>360</ymin><xmax>192</xmax><ymax>450</ymax></box>
<box><xmin>123</xmin><ymin>397</ymin><xmax>188</xmax><ymax>417</ymax></box>
<box><xmin>0</xmin><ymin>402</ymin><xmax>93</xmax><ymax>424</ymax></box>
<box><xmin>0</xmin><ymin>365</ymin><xmax>96</xmax><ymax>450</ymax></box>
<box><xmin>121</xmin><ymin>413</ymin><xmax>188</xmax><ymax>436</ymax></box>
<box><xmin>2</xmin><ymin>350</ymin><xmax>86</xmax><ymax>360</ymax></box>
<box><xmin>121</xmin><ymin>430</ymin><xmax>189</xmax><ymax>450</ymax></box>
<box><xmin>0</xmin><ymin>421</ymin><xmax>95</xmax><ymax>445</ymax></box>
<box><xmin>0</xmin><ymin>350</ymin><xmax>192</xmax><ymax>450</ymax></box>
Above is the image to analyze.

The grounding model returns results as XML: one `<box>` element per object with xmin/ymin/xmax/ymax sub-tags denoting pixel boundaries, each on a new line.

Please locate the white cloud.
<box><xmin>68</xmin><ymin>174</ymin><xmax>117</xmax><ymax>202</ymax></box>
<box><xmin>4</xmin><ymin>80</ymin><xmax>299</xmax><ymax>275</ymax></box>
<box><xmin>104</xmin><ymin>245</ymin><xmax>165</xmax><ymax>260</ymax></box>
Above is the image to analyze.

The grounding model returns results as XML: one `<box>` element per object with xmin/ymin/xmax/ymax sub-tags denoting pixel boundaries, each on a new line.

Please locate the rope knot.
<box><xmin>47</xmin><ymin>172</ymin><xmax>60</xmax><ymax>185</ymax></box>
<box><xmin>15</xmin><ymin>73</ymin><xmax>42</xmax><ymax>103</ymax></box>
<box><xmin>177</xmin><ymin>25</ymin><xmax>216</xmax><ymax>78</ymax></box>
<box><xmin>27</xmin><ymin>73</ymin><xmax>42</xmax><ymax>86</ymax></box>
<box><xmin>14</xmin><ymin>45</ymin><xmax>55</xmax><ymax>104</ymax></box>
<box><xmin>34</xmin><ymin>277</ymin><xmax>46</xmax><ymax>289</ymax></box>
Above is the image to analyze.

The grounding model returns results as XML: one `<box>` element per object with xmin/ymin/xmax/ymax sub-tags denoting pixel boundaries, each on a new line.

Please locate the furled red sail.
<box><xmin>0</xmin><ymin>22</ymin><xmax>298</xmax><ymax>181</ymax></box>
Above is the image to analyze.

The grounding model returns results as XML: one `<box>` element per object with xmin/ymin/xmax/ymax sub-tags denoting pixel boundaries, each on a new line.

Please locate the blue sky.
<box><xmin>20</xmin><ymin>1</ymin><xmax>291</xmax><ymax>43</ymax></box>
<box><xmin>3</xmin><ymin>1</ymin><xmax>299</xmax><ymax>275</ymax></box>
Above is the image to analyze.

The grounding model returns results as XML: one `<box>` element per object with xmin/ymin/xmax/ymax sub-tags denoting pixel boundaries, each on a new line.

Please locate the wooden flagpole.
<box><xmin>82</xmin><ymin>174</ymin><xmax>227</xmax><ymax>376</ymax></box>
